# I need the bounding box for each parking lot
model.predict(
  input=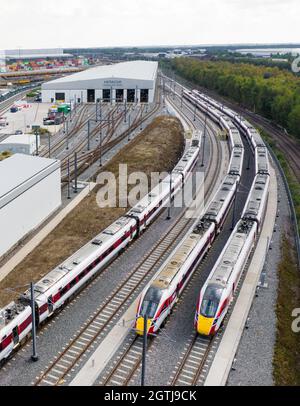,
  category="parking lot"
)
[0,99,63,136]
